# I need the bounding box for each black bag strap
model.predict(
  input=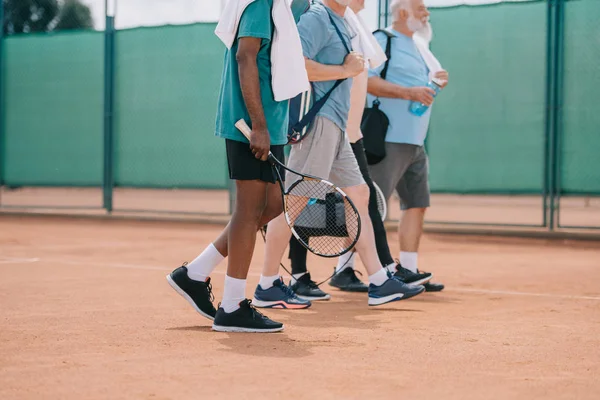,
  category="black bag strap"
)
[370,29,393,106]
[373,29,393,79]
[291,4,350,134]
